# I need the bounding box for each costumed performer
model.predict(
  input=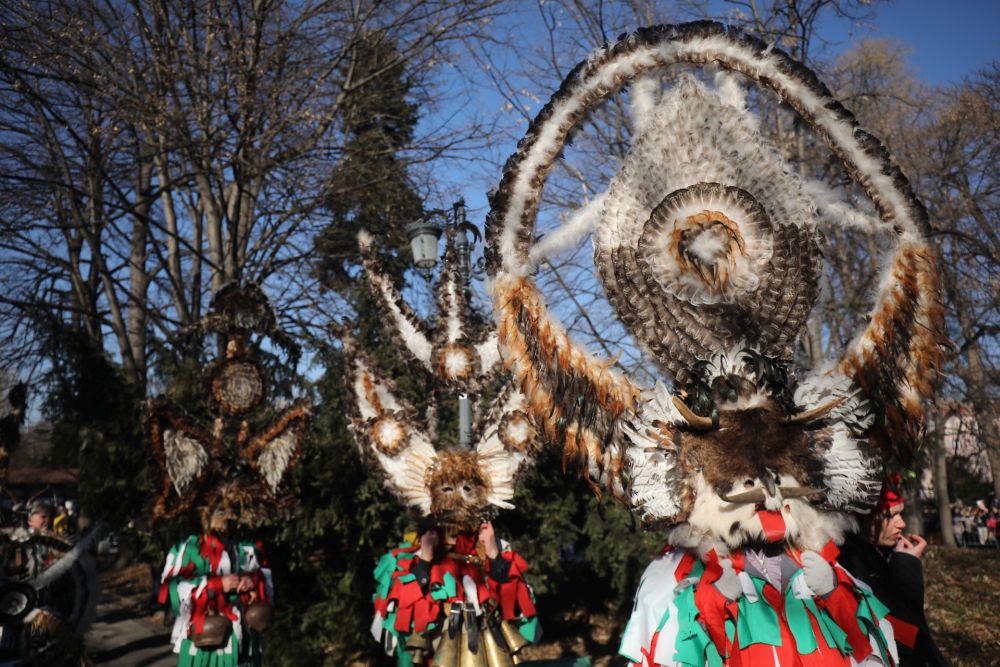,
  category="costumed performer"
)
[485,22,948,667]
[344,229,542,666]
[147,284,310,667]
